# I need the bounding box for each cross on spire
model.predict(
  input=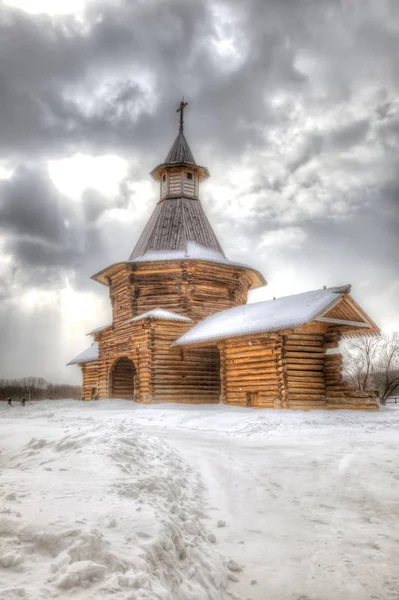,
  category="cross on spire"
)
[176,99,188,133]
